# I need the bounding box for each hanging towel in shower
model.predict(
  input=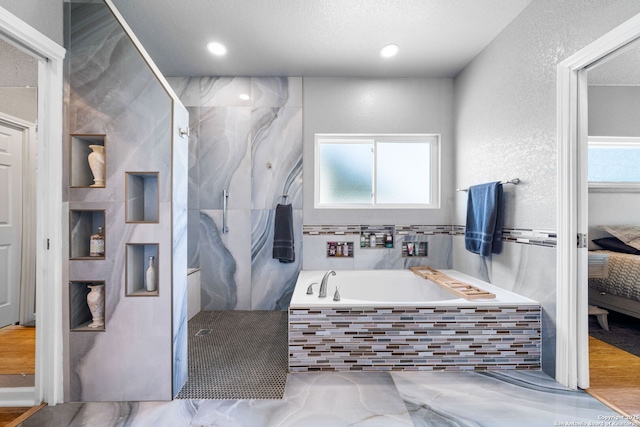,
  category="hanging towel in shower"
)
[273,203,295,263]
[464,181,504,256]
